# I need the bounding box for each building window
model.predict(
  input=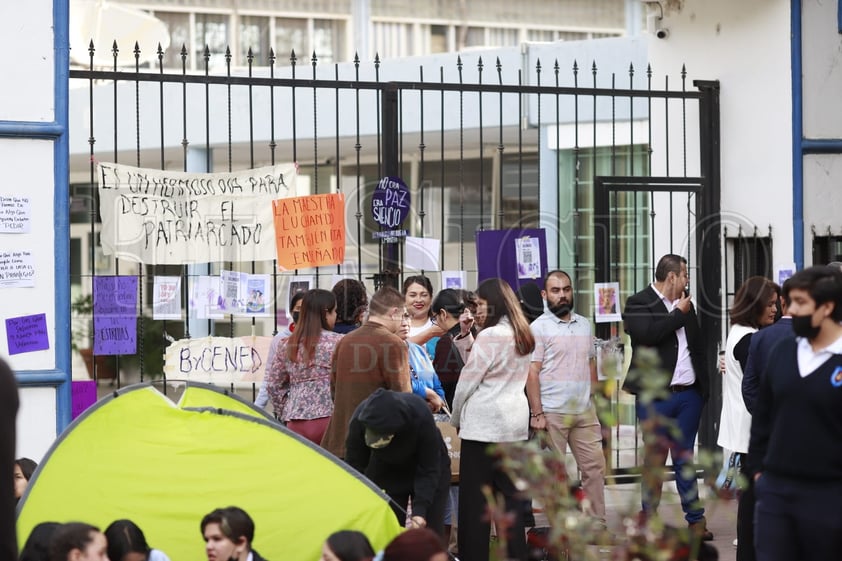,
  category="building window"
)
[156,12,190,69]
[486,27,519,47]
[239,15,270,66]
[313,18,346,64]
[558,145,651,315]
[195,13,229,71]
[276,18,307,62]
[813,235,842,266]
[430,25,448,53]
